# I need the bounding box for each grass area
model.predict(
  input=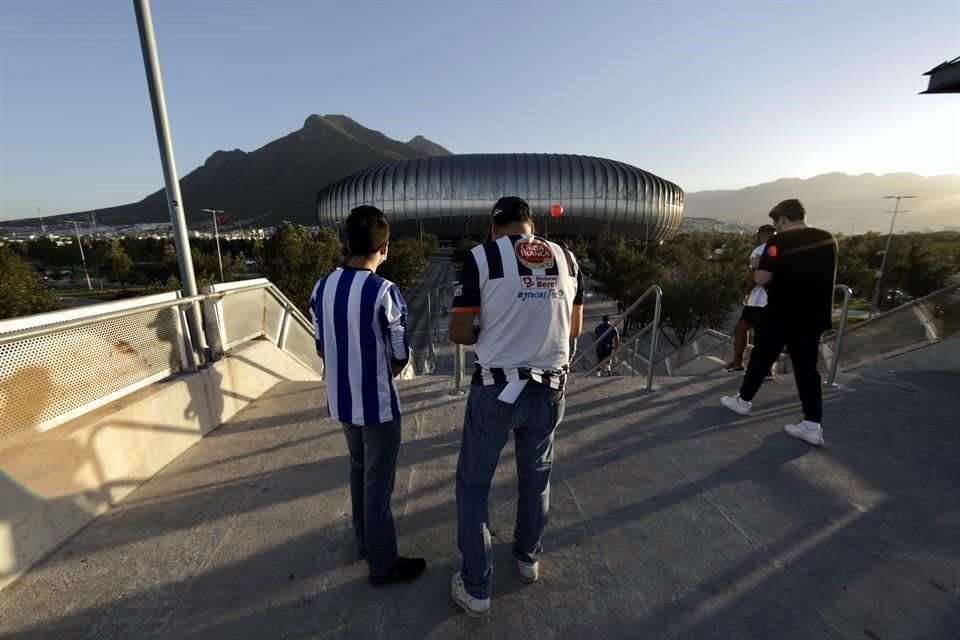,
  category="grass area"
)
[848,297,872,311]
